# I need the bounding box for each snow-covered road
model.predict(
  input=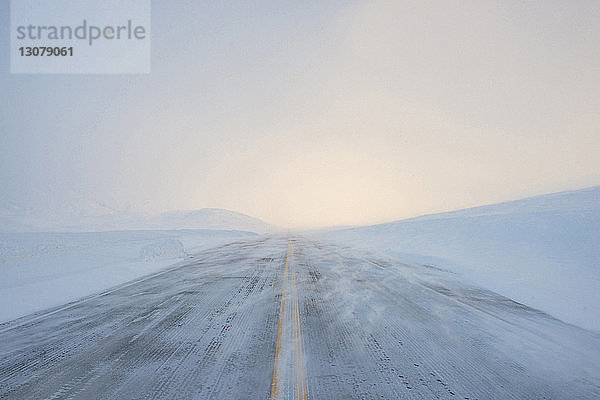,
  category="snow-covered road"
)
[1,236,599,399]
